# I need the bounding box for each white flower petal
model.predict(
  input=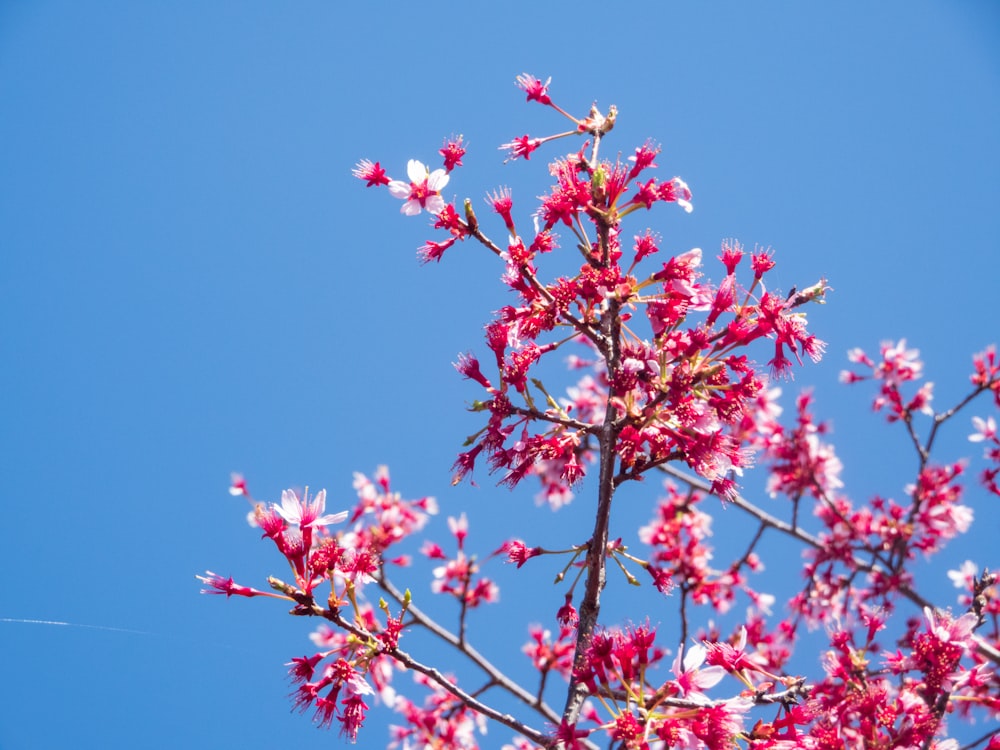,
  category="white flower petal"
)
[387,180,411,199]
[406,159,426,182]
[425,195,446,215]
[693,664,726,690]
[427,169,450,191]
[274,489,302,524]
[312,510,349,527]
[683,643,707,671]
